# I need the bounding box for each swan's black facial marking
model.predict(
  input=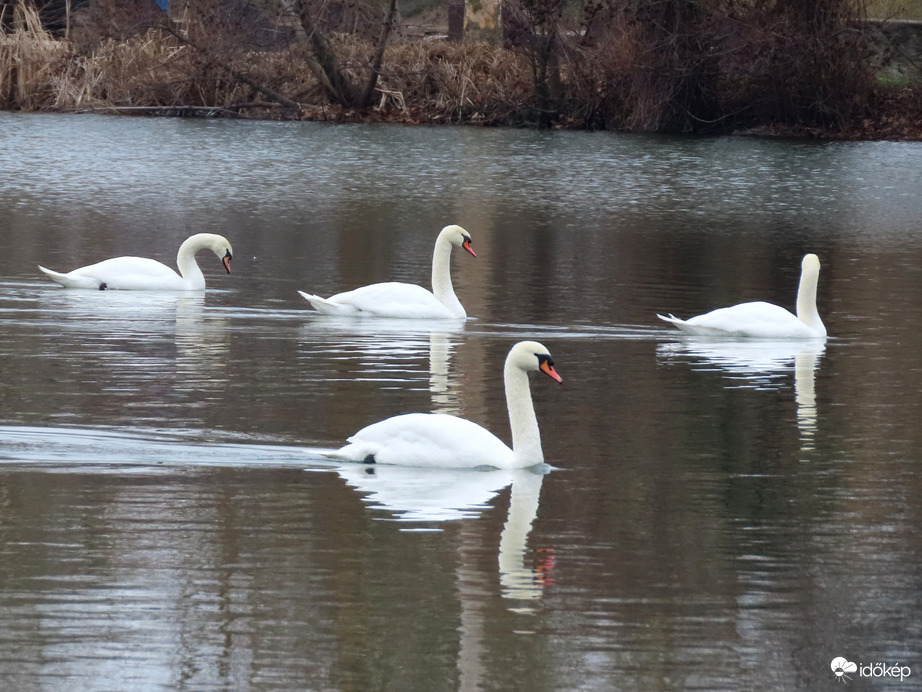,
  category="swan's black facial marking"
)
[536,353,554,367]
[363,454,376,464]
[98,282,108,291]
[222,250,233,274]
[536,352,563,382]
